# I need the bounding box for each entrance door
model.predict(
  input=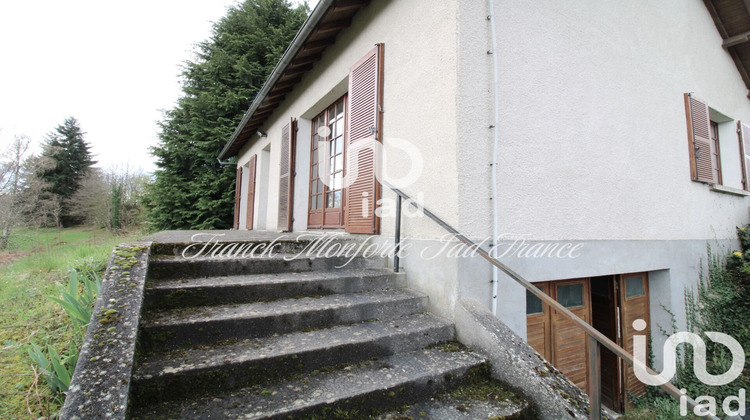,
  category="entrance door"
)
[308,96,346,229]
[526,273,650,412]
[619,273,649,408]
[526,279,592,393]
[550,279,591,393]
[591,276,621,410]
